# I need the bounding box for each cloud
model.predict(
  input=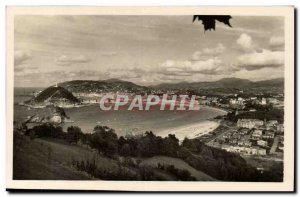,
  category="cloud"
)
[233,67,284,81]
[15,69,107,87]
[68,70,106,79]
[191,51,202,61]
[269,36,284,50]
[14,65,37,73]
[14,50,38,75]
[236,49,284,70]
[154,43,228,77]
[202,43,226,56]
[100,51,118,56]
[191,43,225,61]
[56,55,89,66]
[158,58,223,76]
[107,67,147,79]
[236,33,253,50]
[14,50,31,66]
